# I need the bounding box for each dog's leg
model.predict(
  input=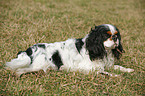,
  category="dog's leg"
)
[114,65,134,72]
[16,67,42,76]
[16,67,45,77]
[97,71,119,77]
